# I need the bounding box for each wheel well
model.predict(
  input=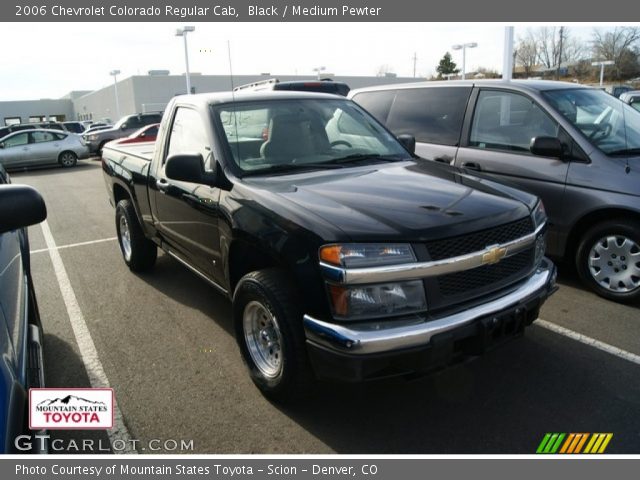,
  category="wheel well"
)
[58,150,76,160]
[113,183,130,205]
[228,241,280,293]
[566,208,640,259]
